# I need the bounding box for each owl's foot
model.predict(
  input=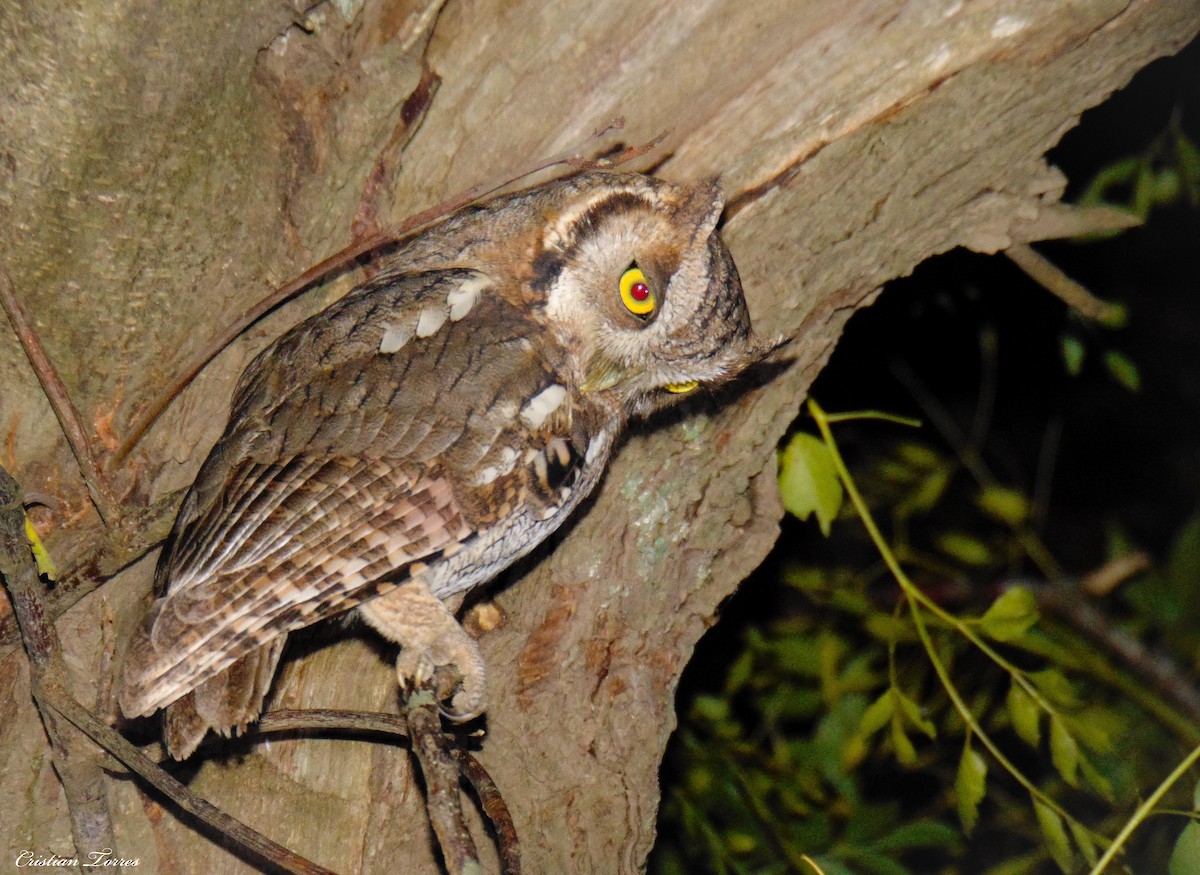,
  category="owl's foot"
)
[359,580,487,721]
[395,625,487,721]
